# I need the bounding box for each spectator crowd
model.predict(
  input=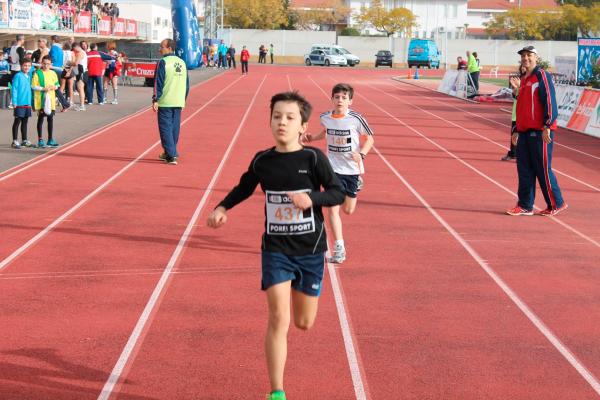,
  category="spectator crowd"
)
[3,34,126,149]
